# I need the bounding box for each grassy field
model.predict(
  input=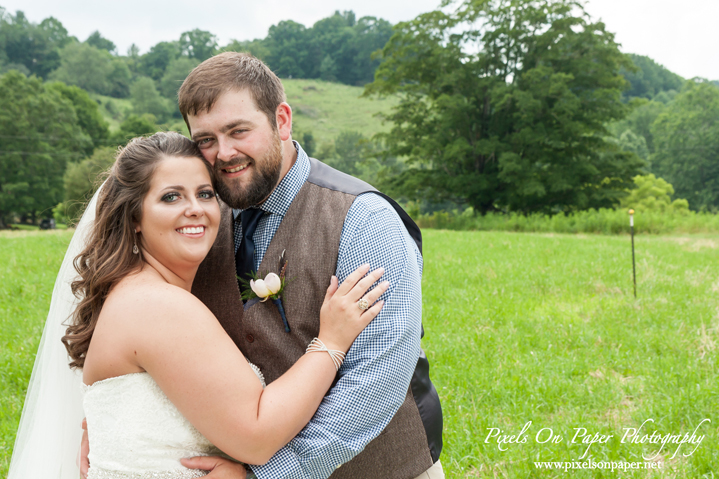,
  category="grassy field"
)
[1,229,717,477]
[0,230,75,474]
[414,208,719,235]
[422,230,718,477]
